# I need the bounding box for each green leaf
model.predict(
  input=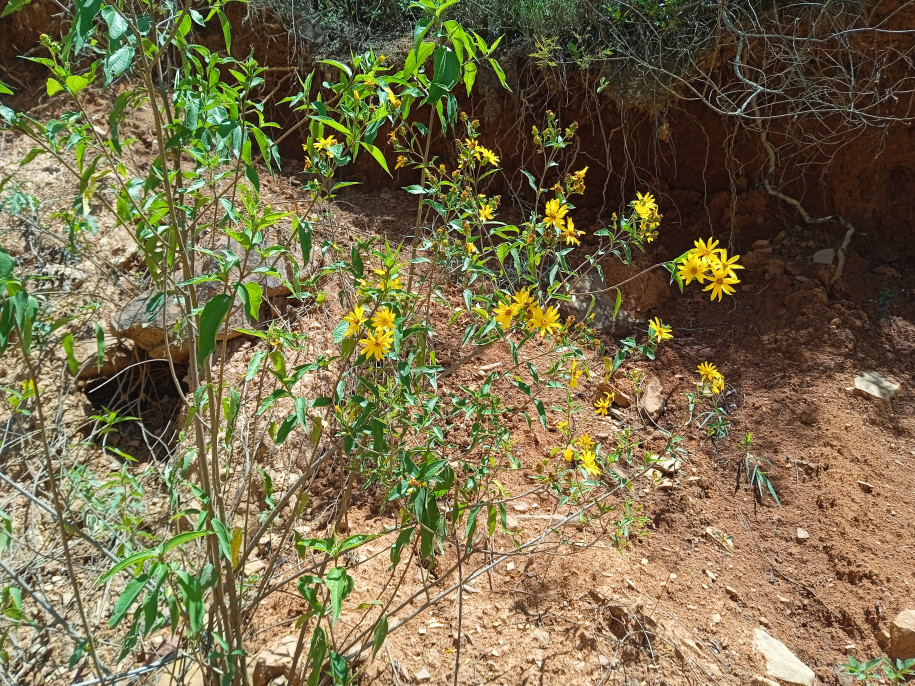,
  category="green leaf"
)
[175,572,204,635]
[325,566,354,622]
[109,576,146,628]
[104,45,134,86]
[306,628,327,686]
[46,78,64,97]
[1,0,32,17]
[360,142,391,176]
[533,399,547,428]
[161,530,210,554]
[98,550,158,584]
[236,281,263,323]
[61,333,78,375]
[0,248,14,280]
[297,220,313,265]
[94,322,105,371]
[69,0,103,54]
[428,46,460,103]
[613,289,622,320]
[488,57,511,91]
[101,5,128,40]
[212,519,232,562]
[372,614,389,657]
[464,62,478,96]
[197,294,233,366]
[65,74,90,94]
